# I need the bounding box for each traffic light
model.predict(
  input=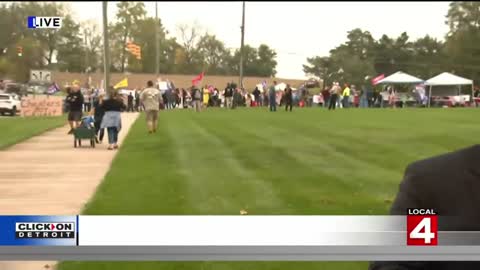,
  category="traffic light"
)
[126,42,141,60]
[135,46,141,60]
[16,46,23,57]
